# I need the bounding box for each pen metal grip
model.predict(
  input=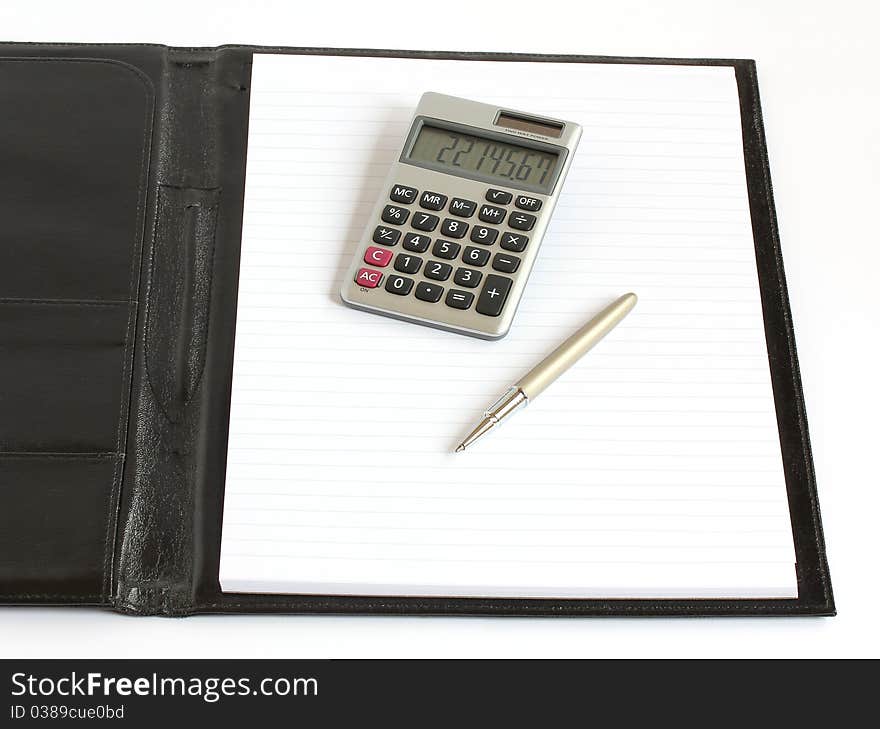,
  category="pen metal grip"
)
[517,293,637,399]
